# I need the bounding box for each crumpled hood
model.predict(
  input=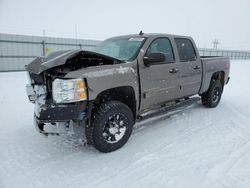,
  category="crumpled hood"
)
[25,50,122,74]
